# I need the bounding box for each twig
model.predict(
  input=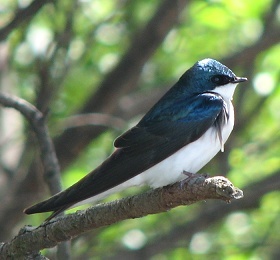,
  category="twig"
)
[0,0,52,41]
[0,92,61,194]
[35,0,76,114]
[62,113,126,131]
[0,175,242,258]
